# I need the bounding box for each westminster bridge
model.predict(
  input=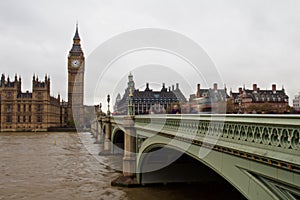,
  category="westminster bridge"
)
[90,113,300,200]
